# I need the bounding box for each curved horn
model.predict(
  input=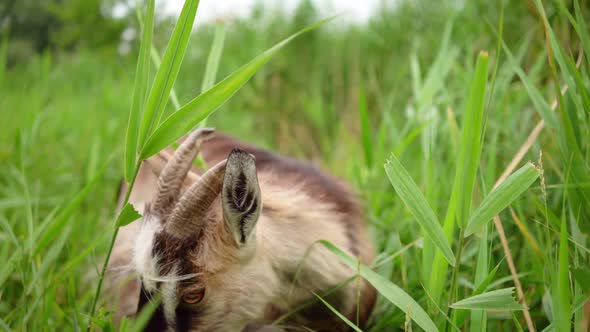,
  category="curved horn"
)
[151,128,215,217]
[145,149,199,189]
[164,158,227,238]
